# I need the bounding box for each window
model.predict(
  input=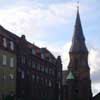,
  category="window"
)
[41,65,44,72]
[36,76,39,82]
[9,74,14,80]
[21,71,24,79]
[74,59,78,70]
[10,41,14,50]
[2,72,6,80]
[37,64,40,70]
[32,62,35,68]
[32,74,35,80]
[49,69,53,75]
[3,38,7,48]
[41,54,45,59]
[22,56,26,64]
[49,80,52,87]
[58,72,61,78]
[59,95,60,100]
[52,70,54,76]
[10,57,14,68]
[32,48,35,55]
[45,68,48,73]
[45,79,47,85]
[59,83,61,89]
[2,55,7,65]
[18,68,21,72]
[82,60,86,66]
